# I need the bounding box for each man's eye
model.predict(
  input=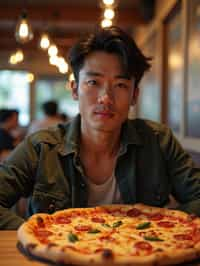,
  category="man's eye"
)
[87,80,97,86]
[116,83,128,89]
